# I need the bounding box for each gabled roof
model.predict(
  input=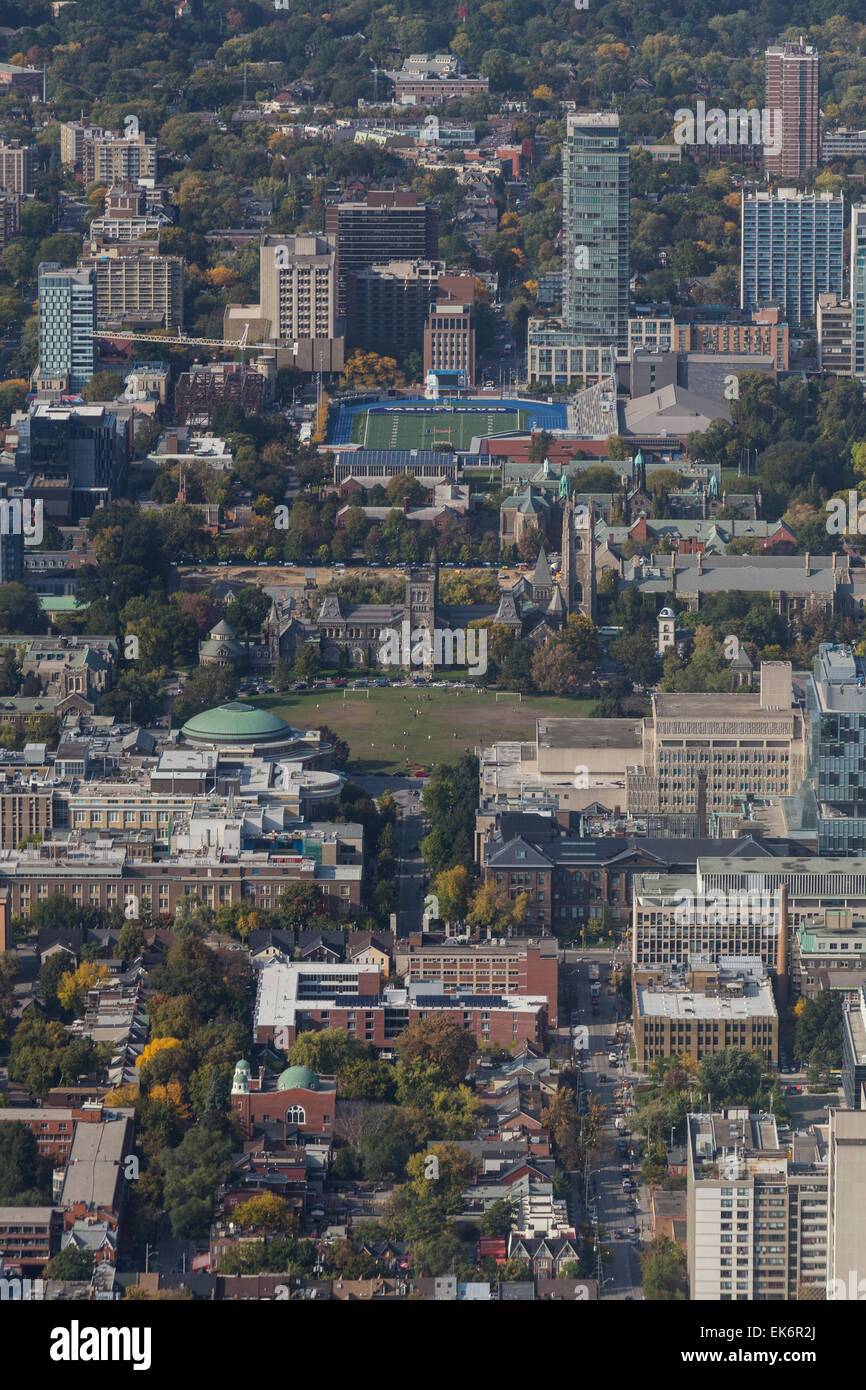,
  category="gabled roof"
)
[493,591,521,626]
[485,835,555,869]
